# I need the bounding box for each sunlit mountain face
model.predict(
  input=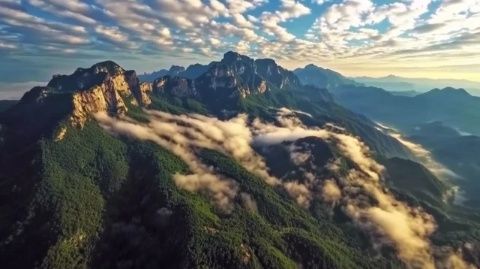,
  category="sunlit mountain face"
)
[1,0,480,99]
[1,1,480,269]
